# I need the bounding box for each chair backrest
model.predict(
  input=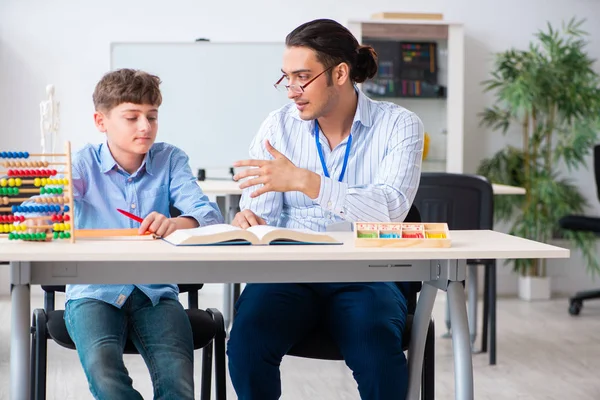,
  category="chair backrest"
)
[413,173,494,231]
